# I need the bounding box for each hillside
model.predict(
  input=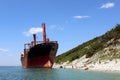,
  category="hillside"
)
[55,24,120,64]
